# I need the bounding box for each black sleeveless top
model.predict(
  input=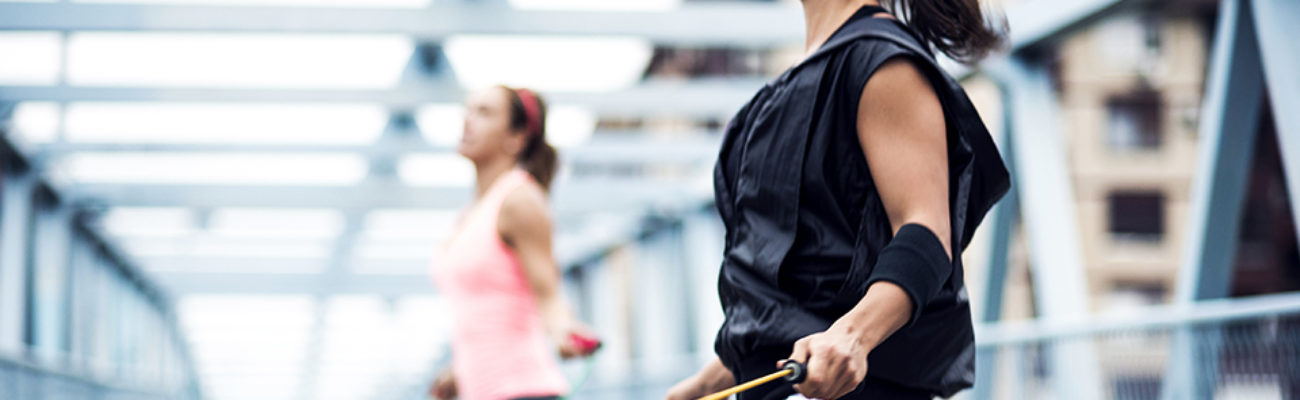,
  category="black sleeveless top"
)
[712,8,1010,398]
